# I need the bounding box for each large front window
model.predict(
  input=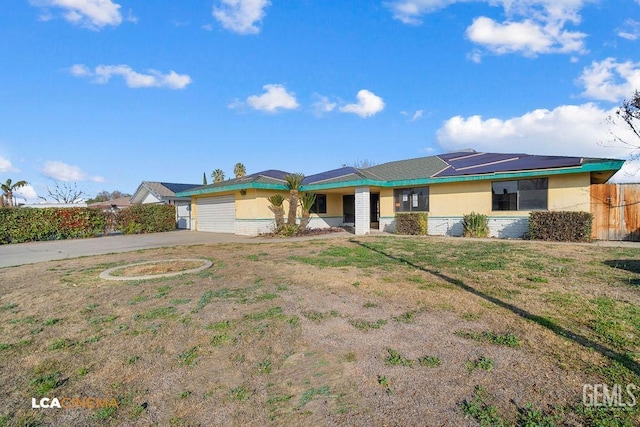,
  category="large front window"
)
[310,194,327,214]
[492,178,548,211]
[394,187,429,212]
